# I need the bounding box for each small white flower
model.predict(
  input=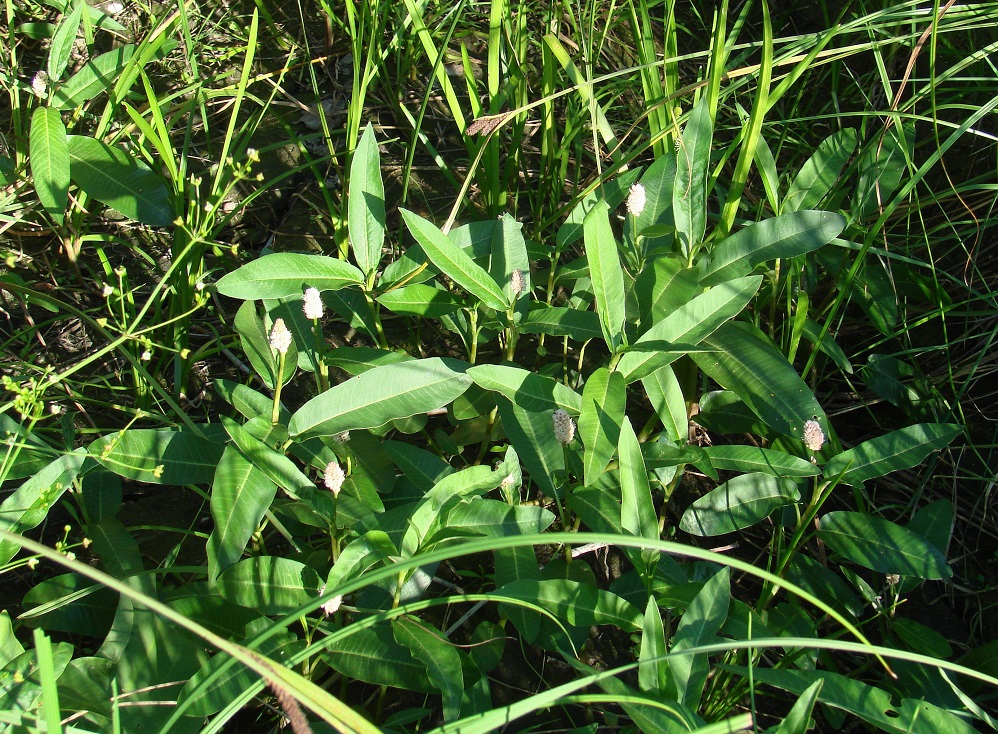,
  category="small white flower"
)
[203,201,213,213]
[26,558,38,570]
[886,573,901,586]
[269,318,293,355]
[104,1,124,14]
[626,183,646,216]
[552,409,575,445]
[101,284,114,298]
[303,287,324,320]
[323,461,345,495]
[195,280,205,291]
[31,71,48,99]
[246,147,260,163]
[802,419,825,453]
[140,350,152,361]
[321,594,342,616]
[510,269,525,298]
